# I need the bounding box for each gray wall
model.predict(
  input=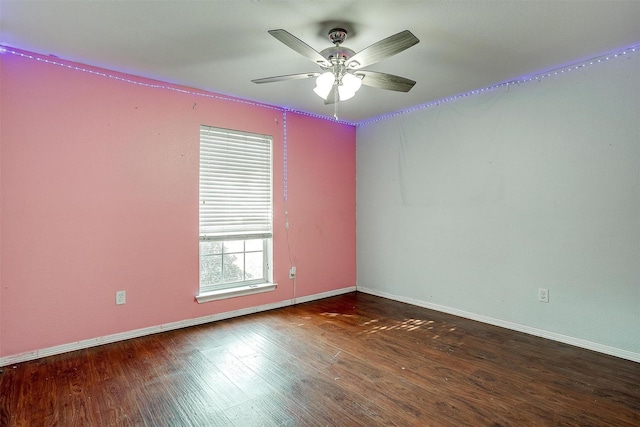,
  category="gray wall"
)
[356,52,639,361]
